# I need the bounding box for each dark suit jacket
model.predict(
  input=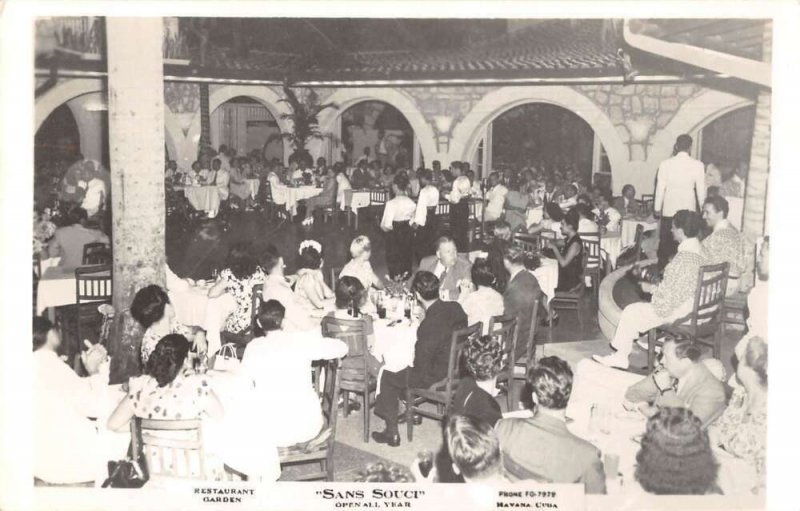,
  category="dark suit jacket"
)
[612,196,642,217]
[503,270,542,360]
[496,414,606,494]
[416,255,473,300]
[350,168,369,189]
[451,377,502,427]
[625,363,727,426]
[411,300,467,389]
